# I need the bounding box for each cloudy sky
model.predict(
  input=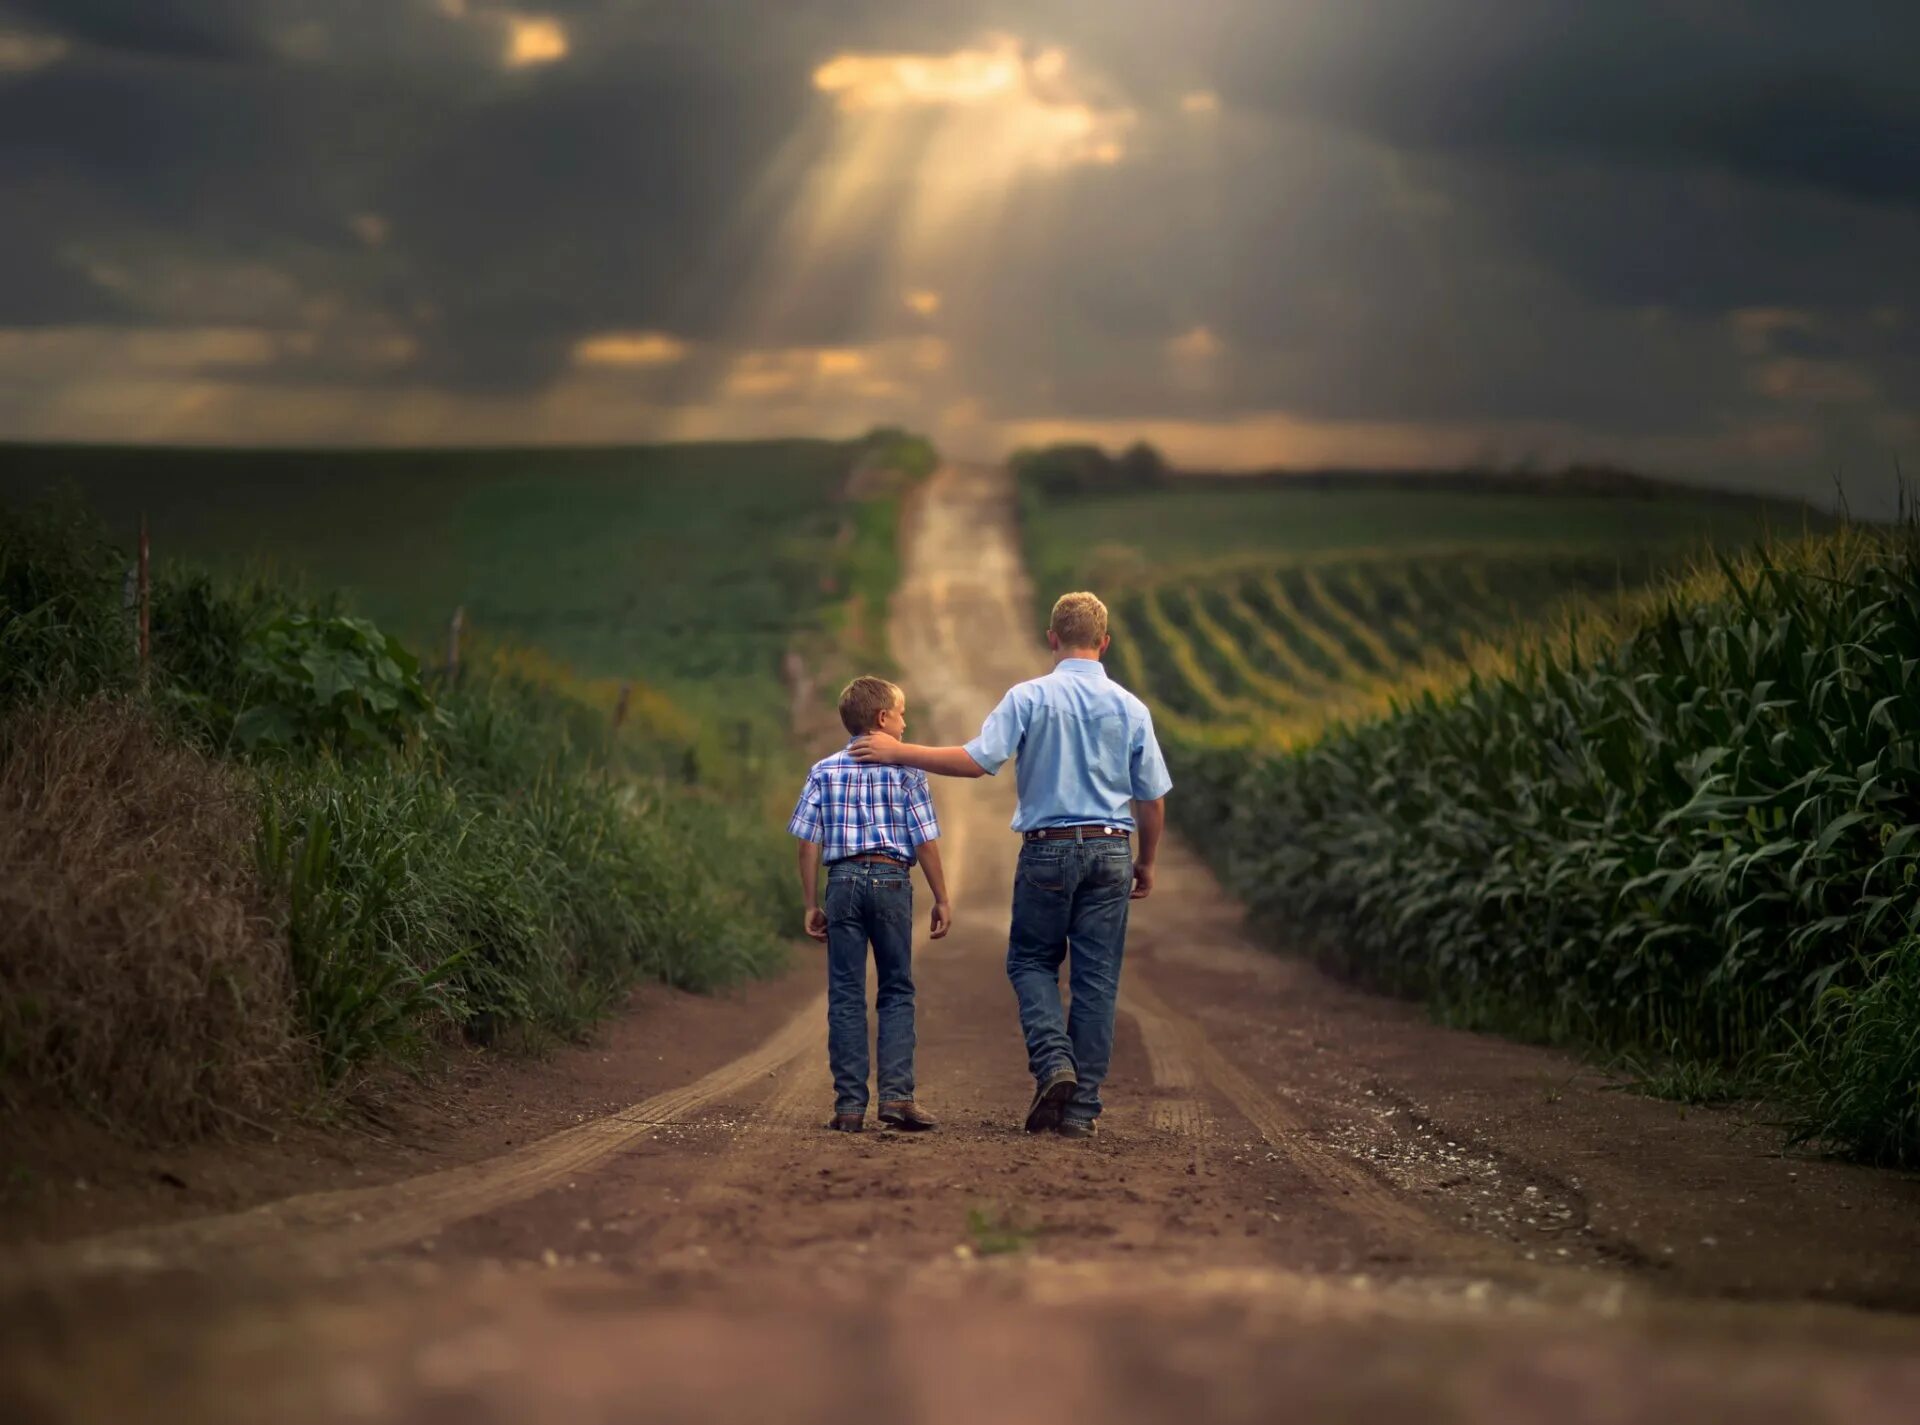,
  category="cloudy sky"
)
[1,1,1914,502]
